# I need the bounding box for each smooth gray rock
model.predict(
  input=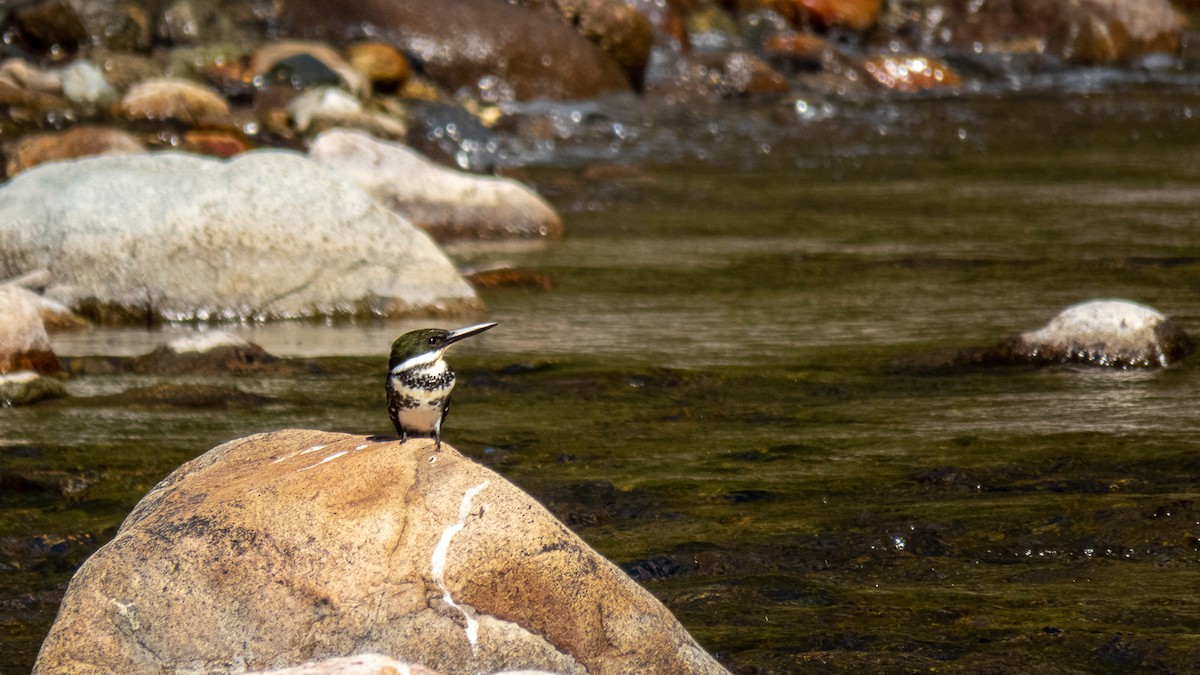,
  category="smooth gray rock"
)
[309,129,562,241]
[0,151,480,323]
